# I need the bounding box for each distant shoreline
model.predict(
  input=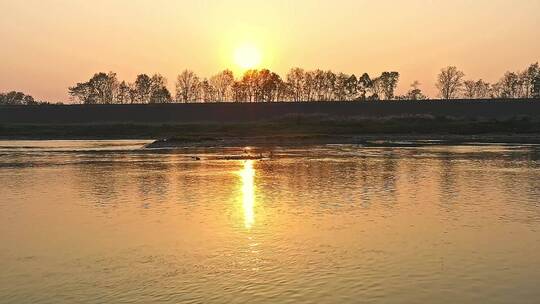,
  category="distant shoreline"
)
[144,134,540,149]
[2,133,540,147]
